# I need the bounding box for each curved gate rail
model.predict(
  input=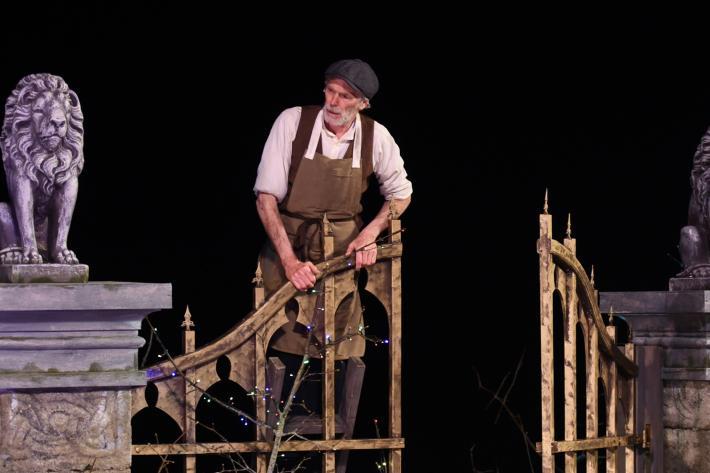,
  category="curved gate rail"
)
[536,205,650,472]
[130,217,404,473]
